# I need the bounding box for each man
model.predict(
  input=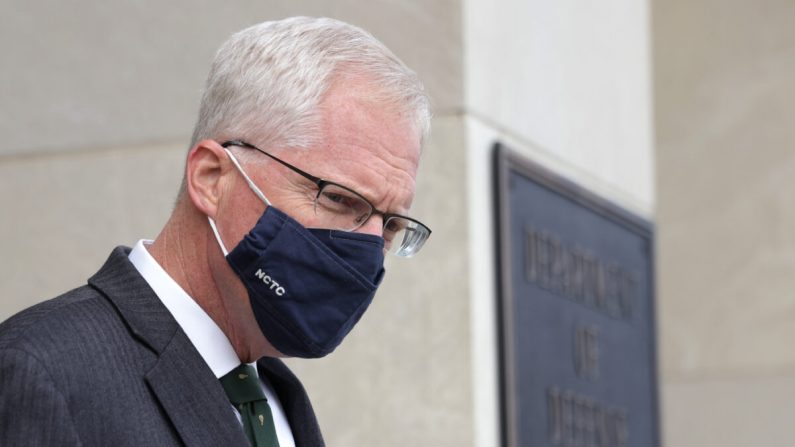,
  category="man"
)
[0,17,431,447]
